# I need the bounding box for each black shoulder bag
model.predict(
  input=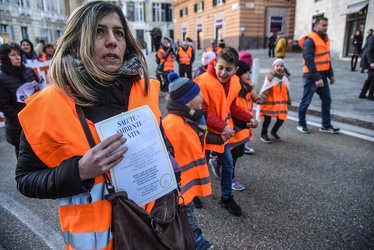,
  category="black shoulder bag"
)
[76,104,195,250]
